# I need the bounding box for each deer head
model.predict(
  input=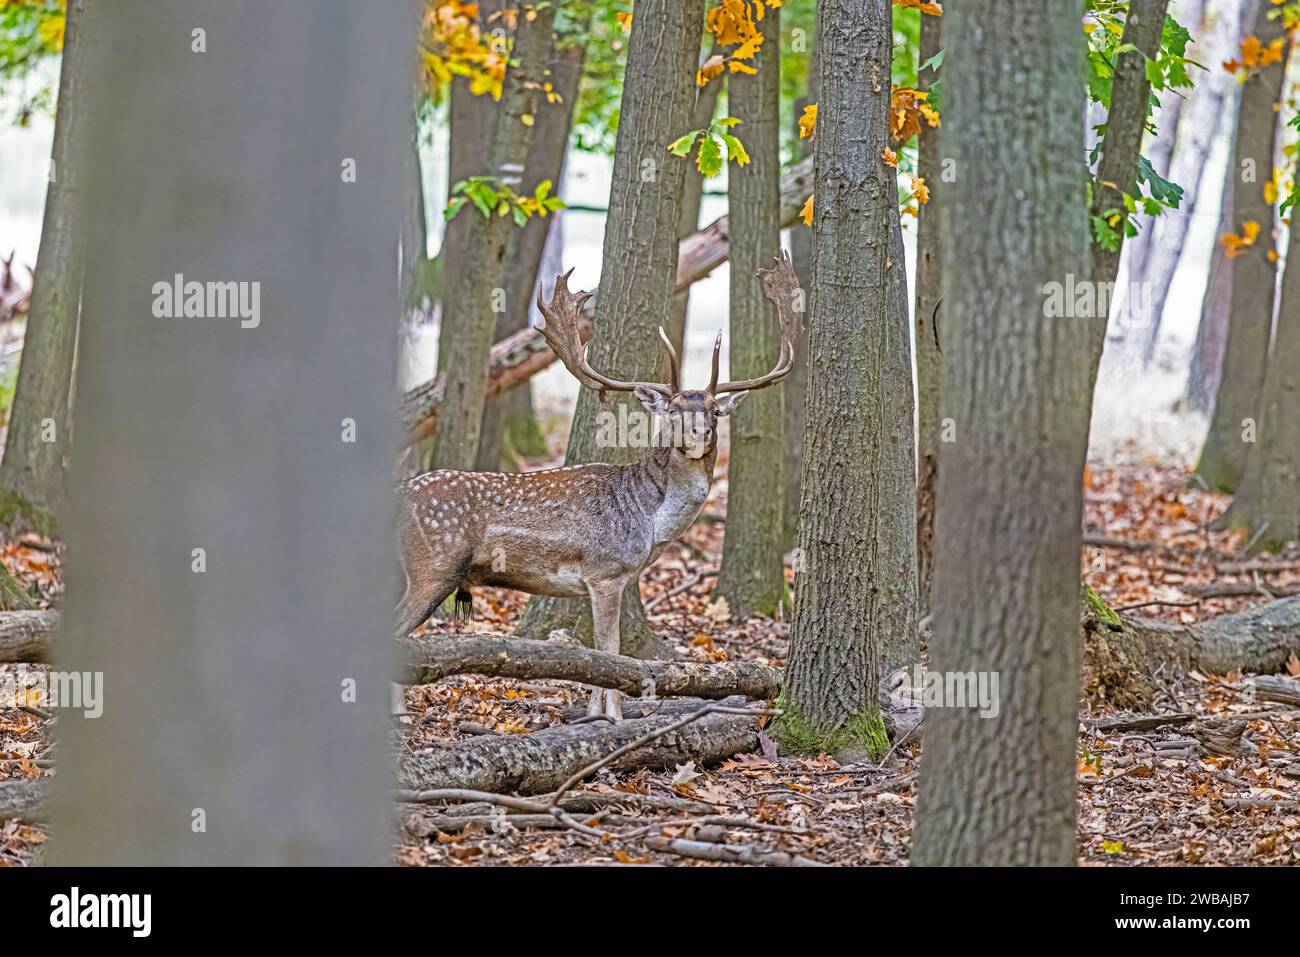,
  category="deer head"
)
[536,252,802,459]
